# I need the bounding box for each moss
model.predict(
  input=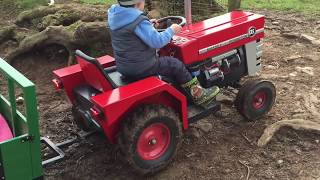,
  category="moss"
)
[0,26,16,43]
[66,20,84,32]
